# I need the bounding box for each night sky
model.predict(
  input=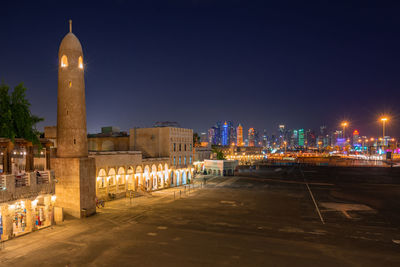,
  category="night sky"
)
[1,1,400,137]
